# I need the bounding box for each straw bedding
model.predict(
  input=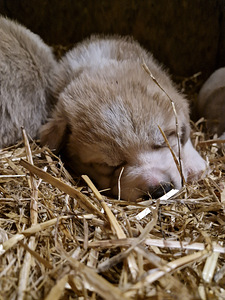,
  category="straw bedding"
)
[1,74,225,300]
